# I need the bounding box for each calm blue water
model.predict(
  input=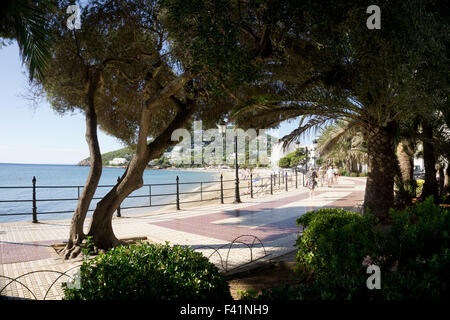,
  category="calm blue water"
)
[0,163,218,223]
